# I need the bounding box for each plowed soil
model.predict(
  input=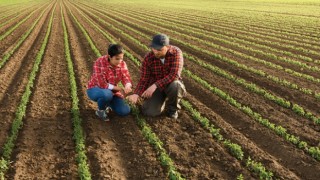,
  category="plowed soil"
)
[0,0,319,179]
